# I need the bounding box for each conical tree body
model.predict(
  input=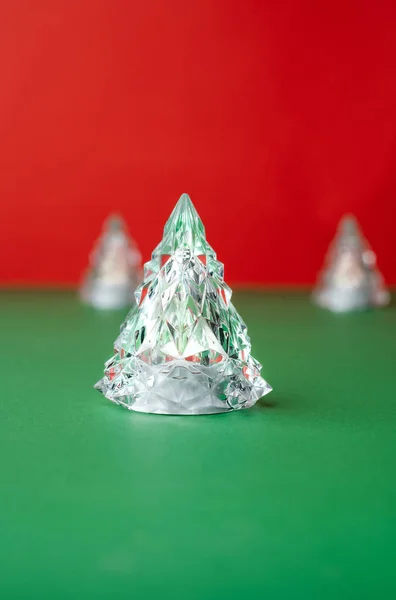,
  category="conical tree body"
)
[95,194,272,414]
[80,215,141,309]
[313,215,390,312]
